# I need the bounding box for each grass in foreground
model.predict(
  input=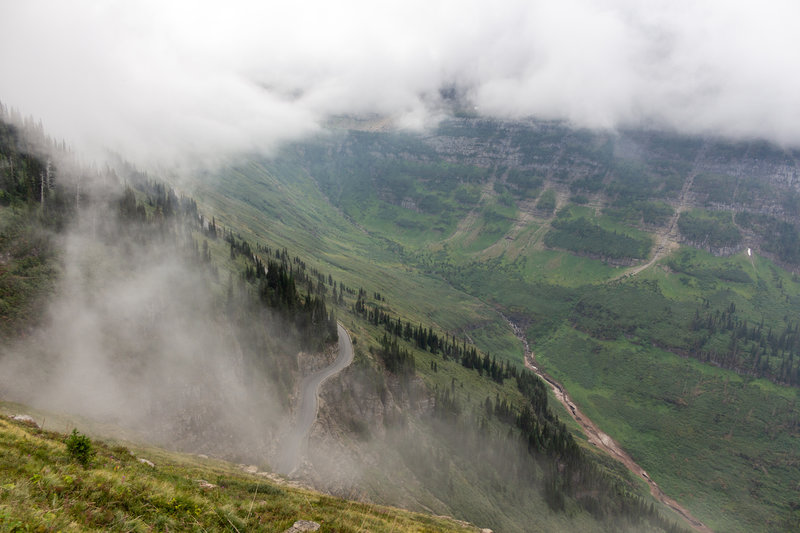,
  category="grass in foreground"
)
[0,416,479,532]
